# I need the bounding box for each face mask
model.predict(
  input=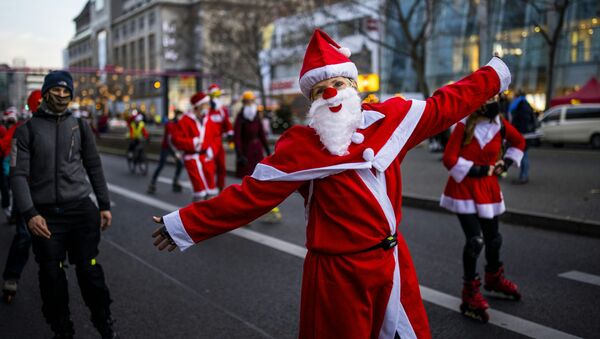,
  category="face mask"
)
[201,108,209,116]
[45,92,71,113]
[481,102,499,119]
